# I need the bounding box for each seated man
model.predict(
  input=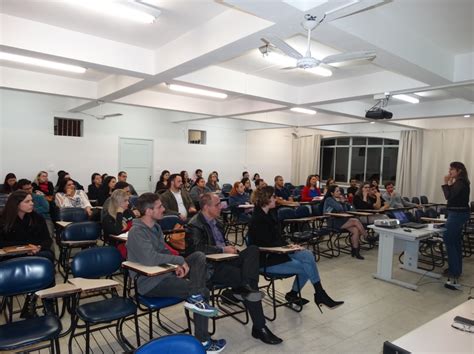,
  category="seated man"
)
[186,193,282,345]
[118,171,138,196]
[274,176,294,206]
[346,178,359,204]
[160,173,196,221]
[382,181,419,209]
[126,193,226,352]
